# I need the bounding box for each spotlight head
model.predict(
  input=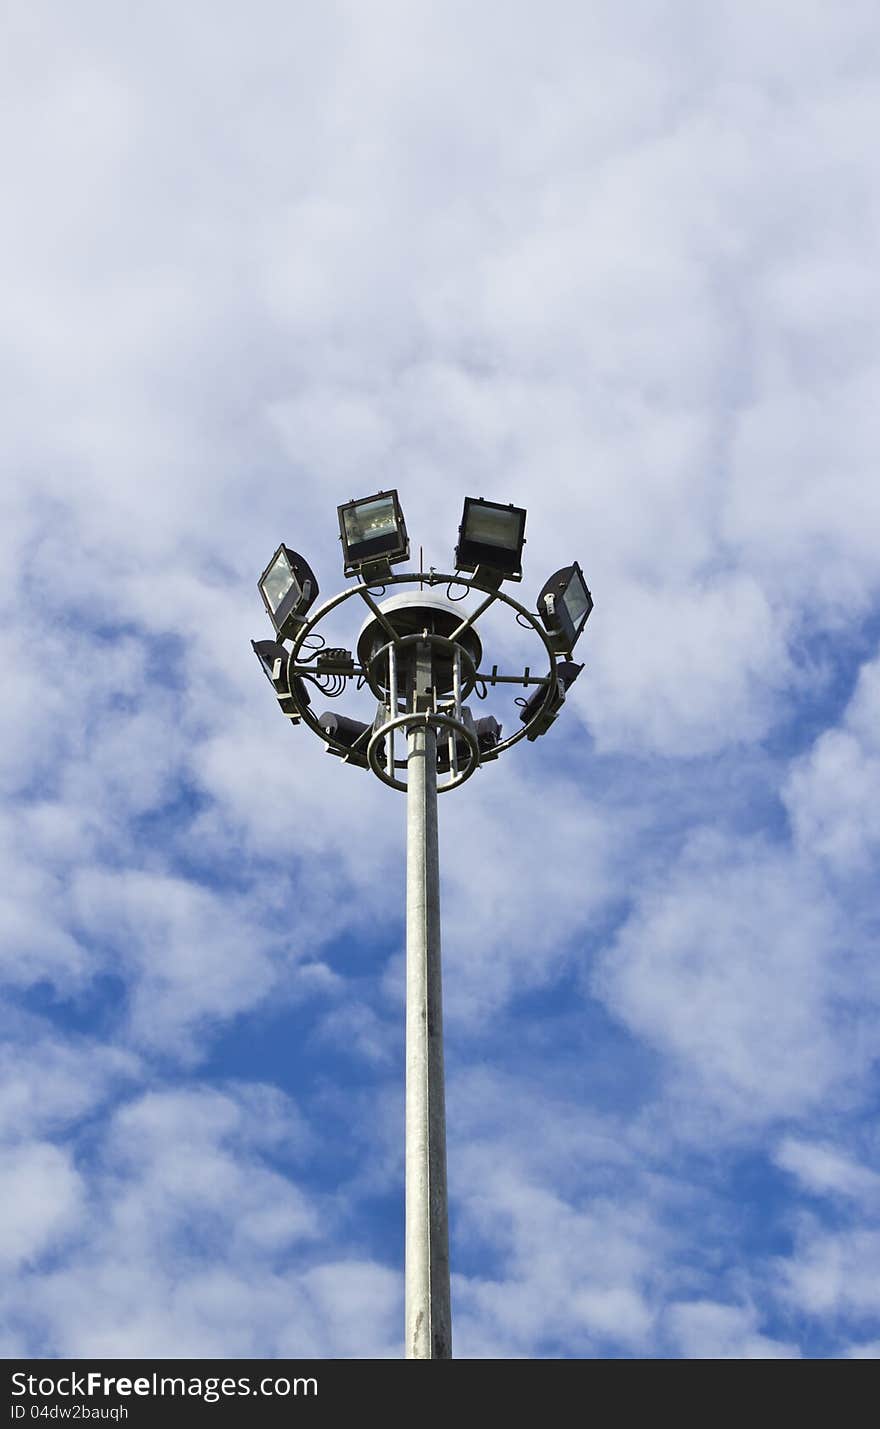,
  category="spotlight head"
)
[318,711,385,770]
[474,714,503,754]
[337,490,409,580]
[435,710,503,773]
[454,497,527,589]
[252,639,311,722]
[556,660,585,691]
[258,546,319,640]
[538,562,593,653]
[519,660,583,740]
[319,712,370,767]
